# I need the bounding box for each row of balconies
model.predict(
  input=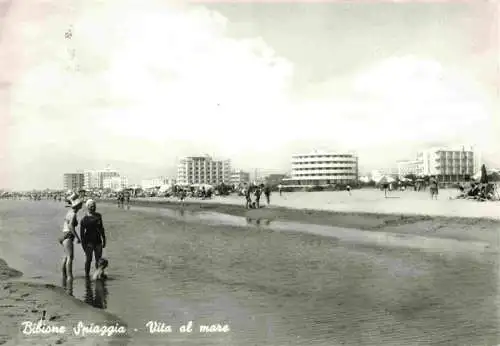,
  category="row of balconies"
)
[292,160,357,164]
[292,167,355,171]
[292,173,357,177]
[293,155,355,159]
